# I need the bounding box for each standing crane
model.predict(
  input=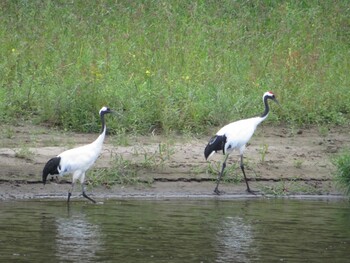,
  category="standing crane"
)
[204,91,279,195]
[42,106,113,203]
